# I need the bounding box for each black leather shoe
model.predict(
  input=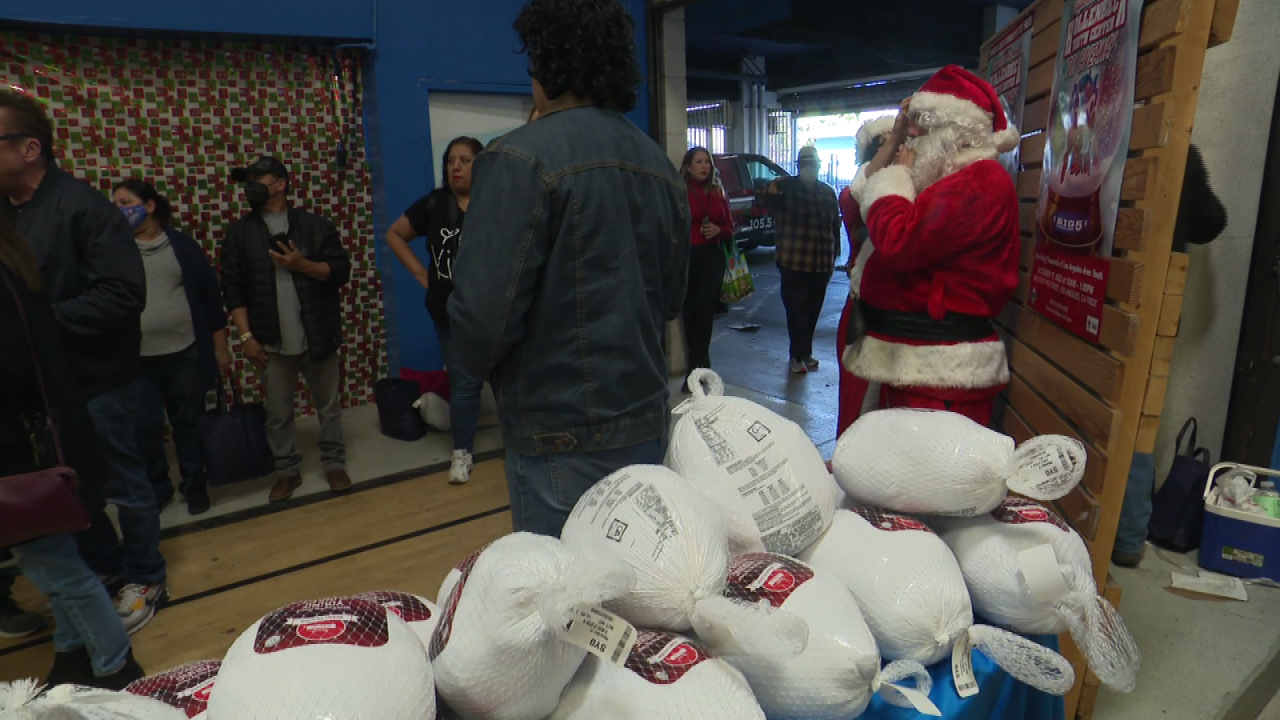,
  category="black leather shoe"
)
[186,482,211,516]
[96,650,145,691]
[44,646,94,688]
